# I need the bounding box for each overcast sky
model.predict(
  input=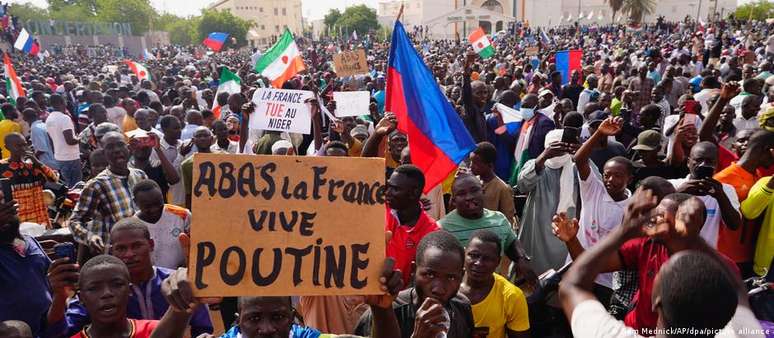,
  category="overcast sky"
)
[7,0,379,20]
[5,0,764,20]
